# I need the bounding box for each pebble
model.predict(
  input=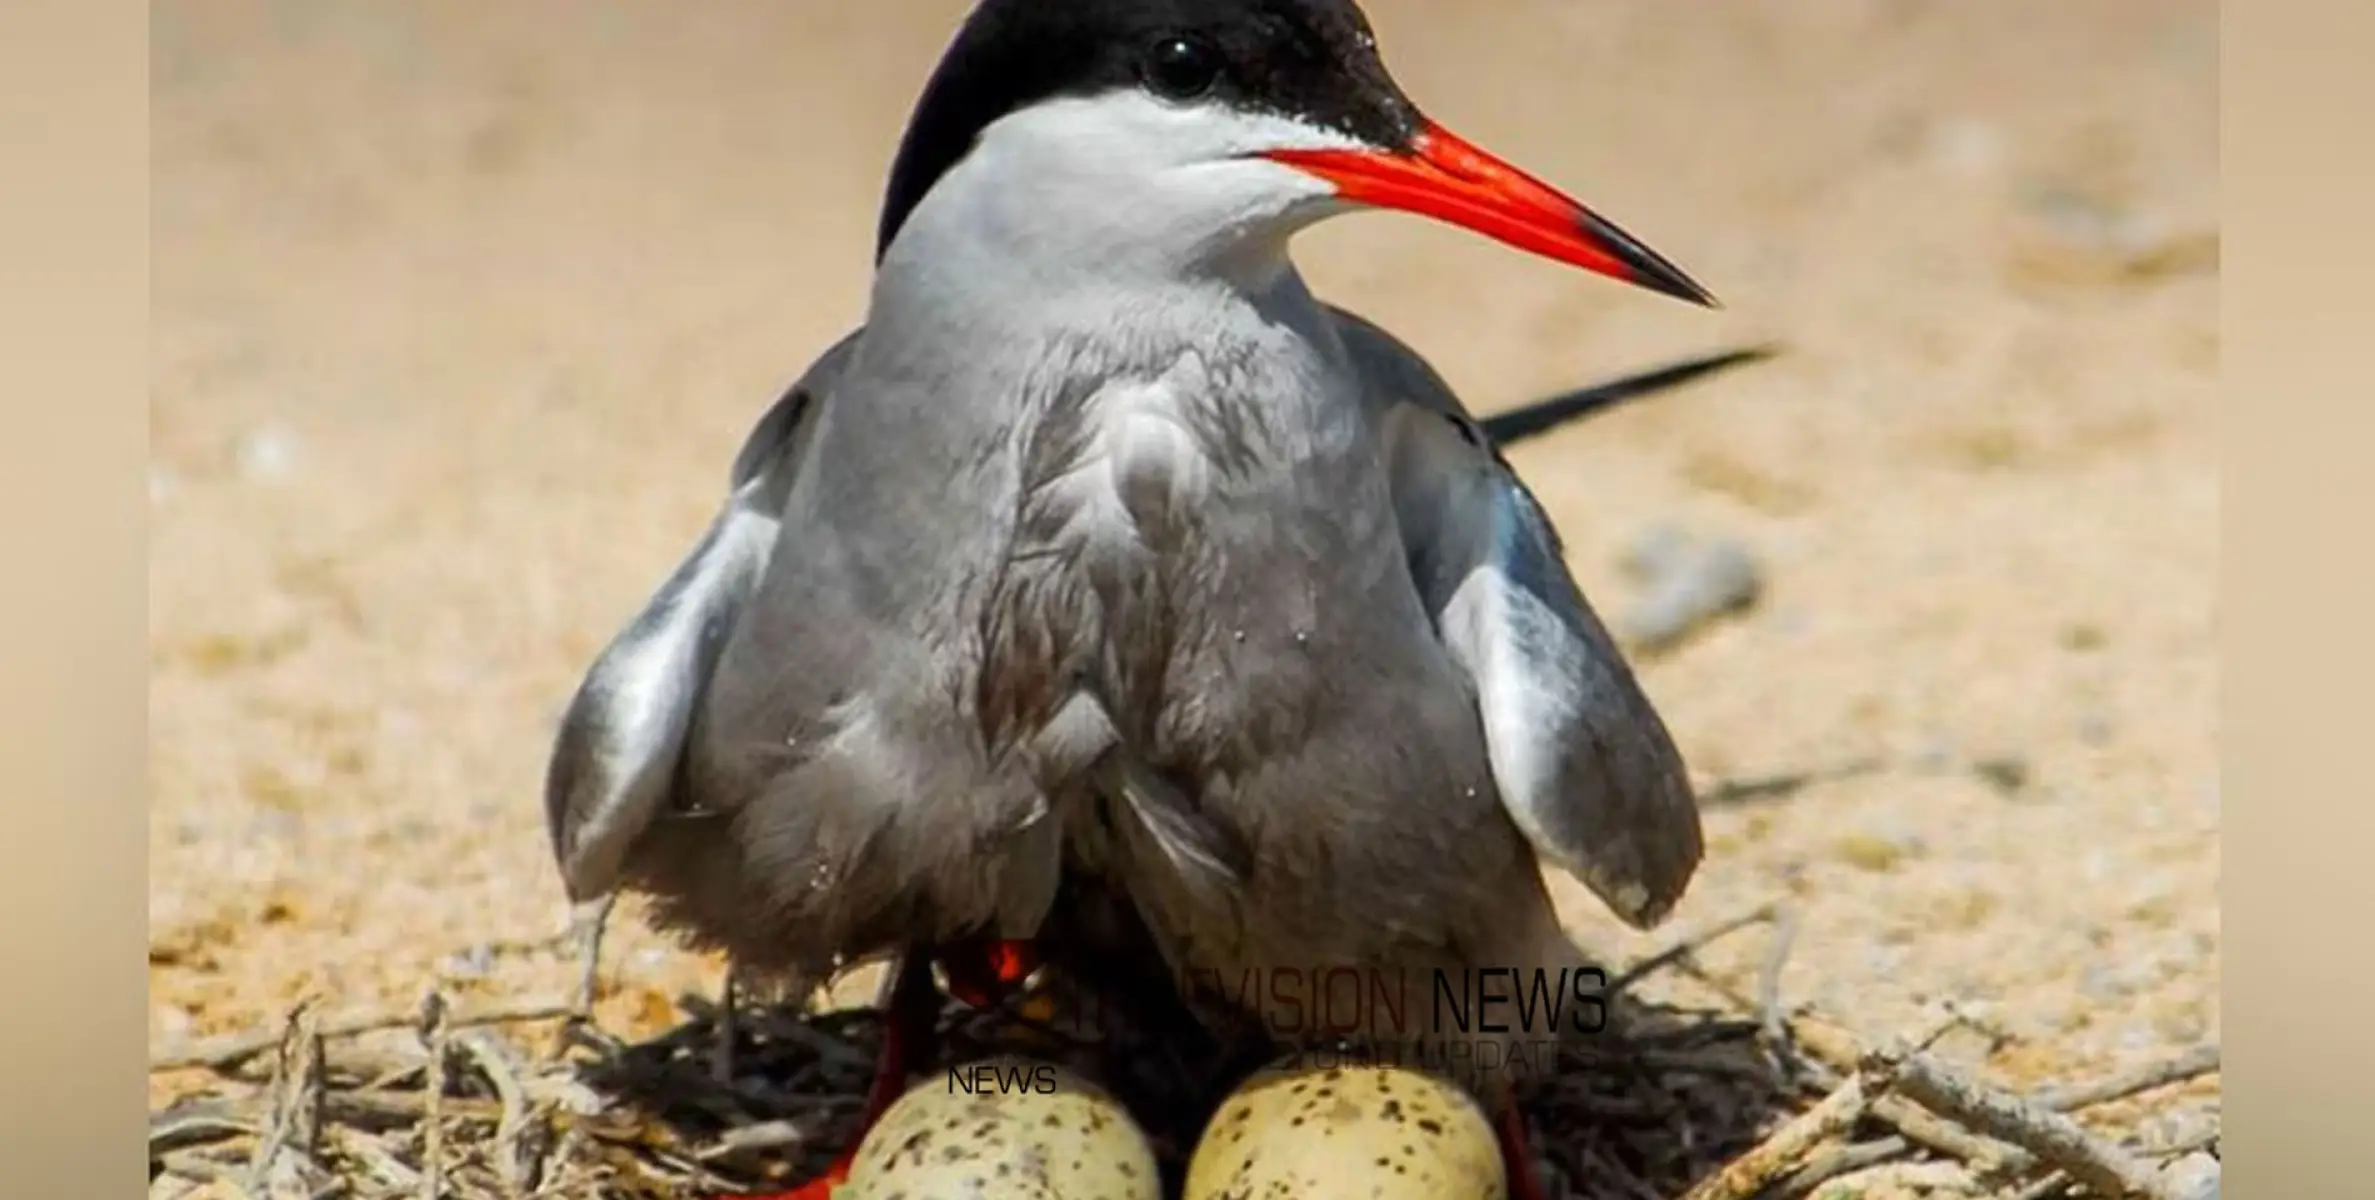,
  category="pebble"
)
[2145,1106,2220,1152]
[1928,117,2006,178]
[233,423,302,482]
[1617,530,1765,653]
[149,466,179,505]
[2078,960,2133,1001]
[440,942,496,980]
[2013,186,2219,286]
[155,1005,195,1042]
[1910,734,1959,774]
[2160,1150,2220,1200]
[2077,712,2116,745]
[1618,522,1694,581]
[1970,755,2031,796]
